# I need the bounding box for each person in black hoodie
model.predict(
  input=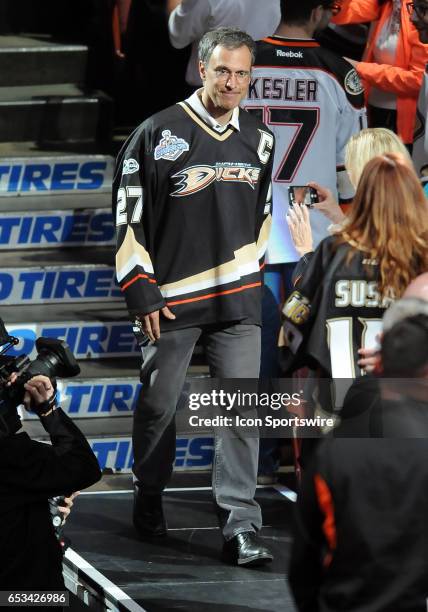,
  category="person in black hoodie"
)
[288,298,428,612]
